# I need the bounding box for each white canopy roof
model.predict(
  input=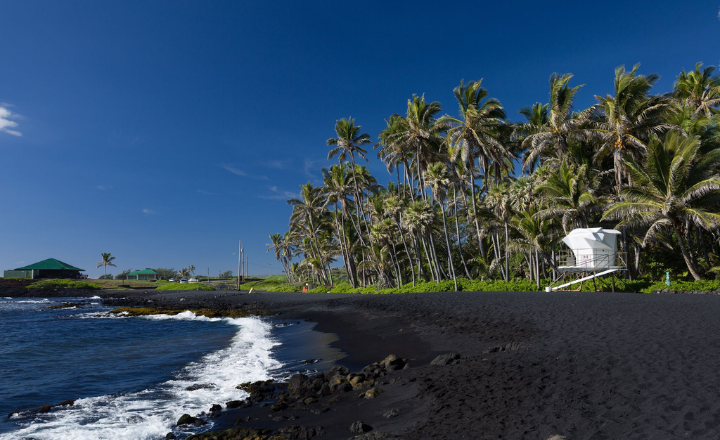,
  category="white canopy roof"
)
[562,227,621,251]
